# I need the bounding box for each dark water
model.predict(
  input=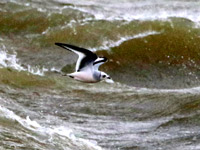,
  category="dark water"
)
[1,0,200,150]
